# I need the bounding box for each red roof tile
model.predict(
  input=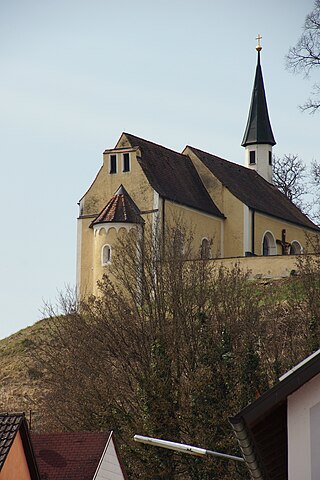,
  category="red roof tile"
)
[31,431,109,480]
[92,185,144,226]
